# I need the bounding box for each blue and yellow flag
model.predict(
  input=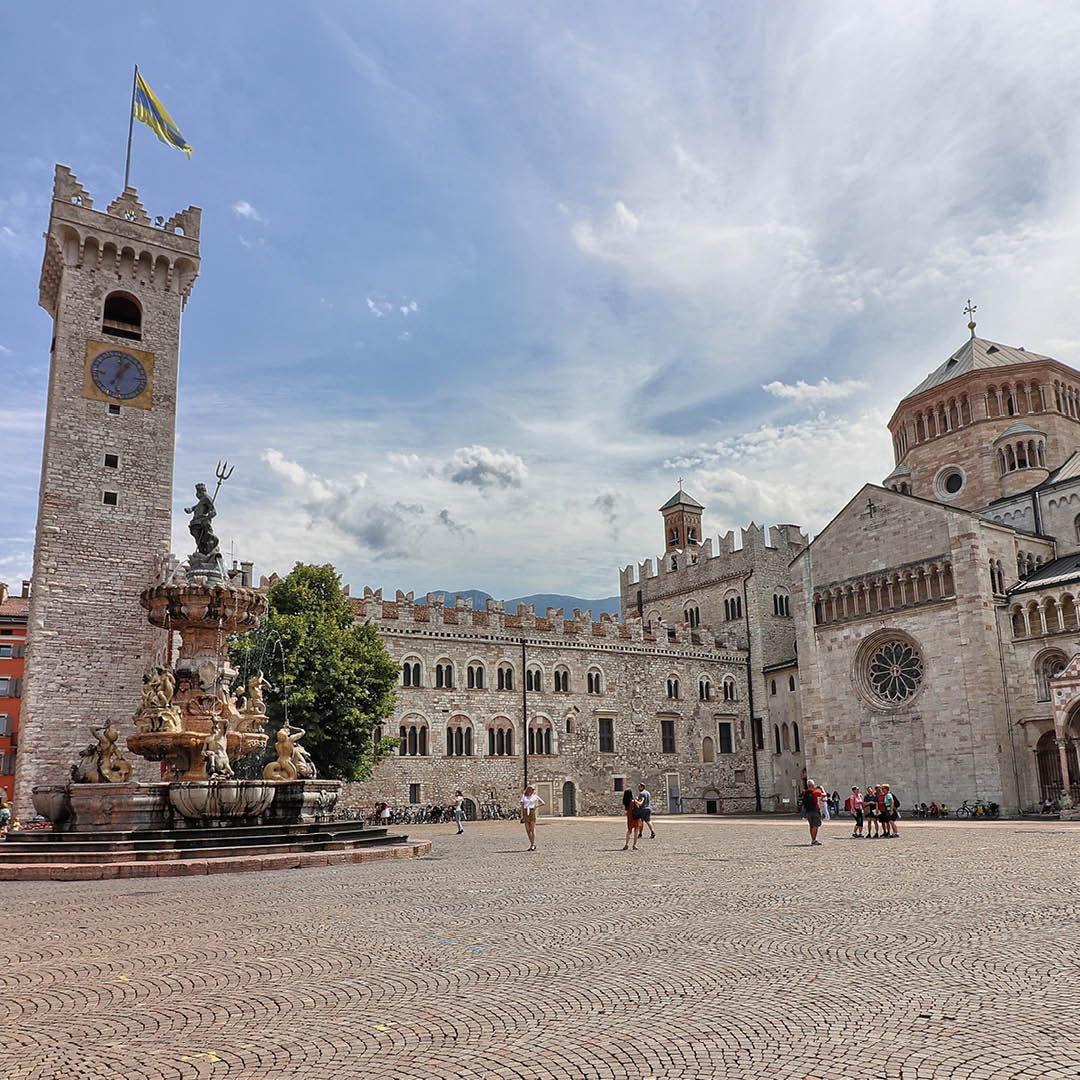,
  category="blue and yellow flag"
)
[133,71,192,157]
